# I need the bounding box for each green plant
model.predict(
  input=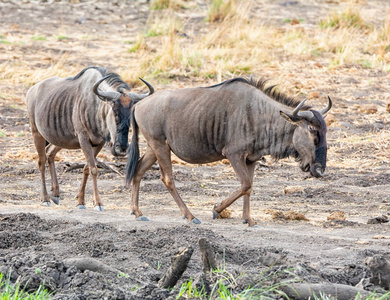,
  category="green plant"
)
[0,272,51,299]
[117,272,130,279]
[177,278,206,299]
[35,268,42,275]
[57,35,68,41]
[31,36,46,41]
[0,130,6,138]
